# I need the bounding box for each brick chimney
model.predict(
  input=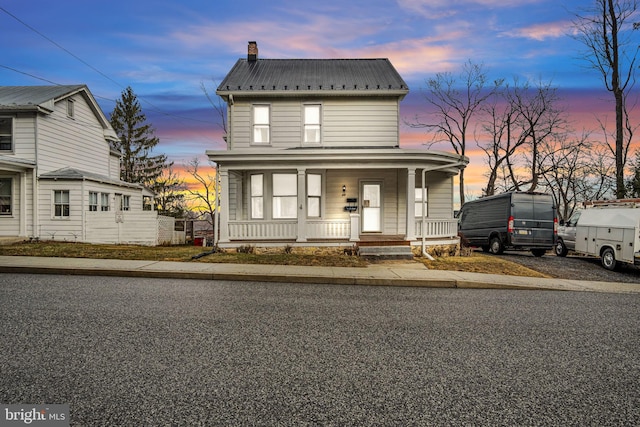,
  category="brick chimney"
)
[248,41,258,61]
